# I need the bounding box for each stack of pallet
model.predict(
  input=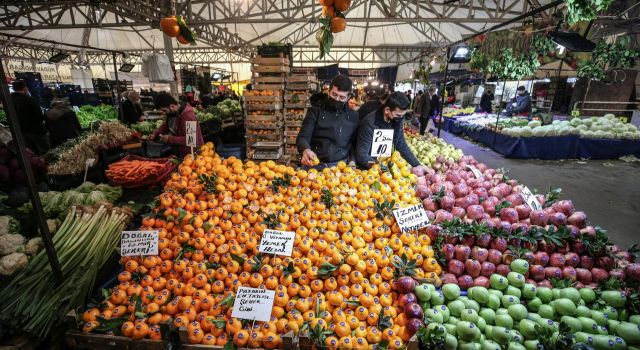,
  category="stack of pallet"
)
[244,54,290,160]
[283,69,319,164]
